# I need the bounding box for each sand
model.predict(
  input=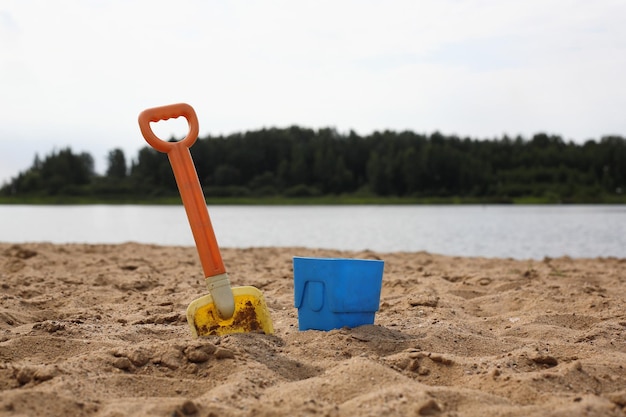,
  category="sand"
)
[1,242,625,416]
